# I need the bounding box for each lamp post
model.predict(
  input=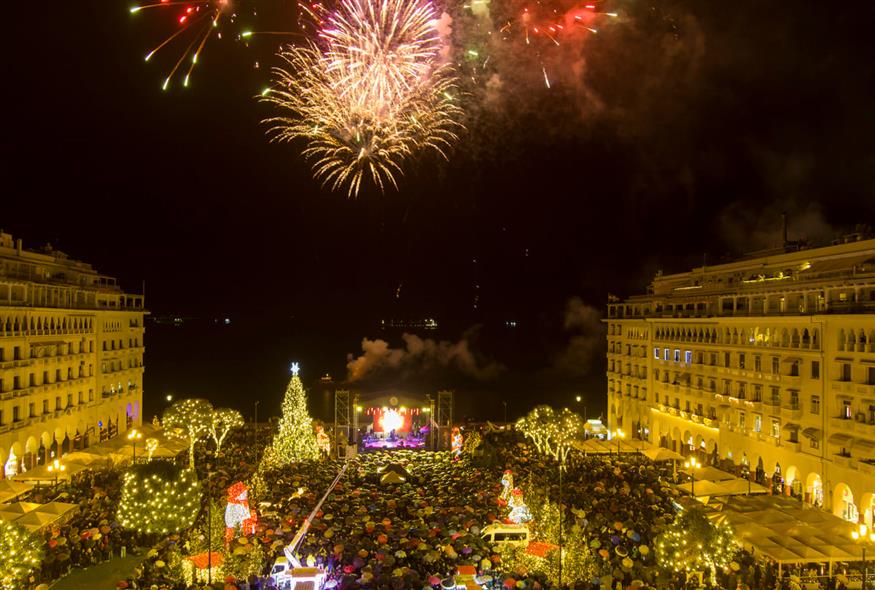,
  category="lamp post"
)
[612,429,625,455]
[685,457,701,497]
[742,463,751,495]
[47,458,65,488]
[558,461,564,588]
[127,428,142,463]
[852,523,875,589]
[206,465,213,585]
